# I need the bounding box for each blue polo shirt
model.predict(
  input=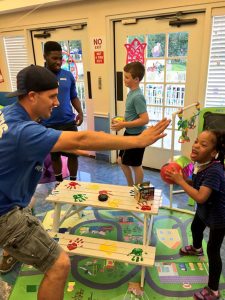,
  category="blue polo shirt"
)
[42,68,77,126]
[193,161,225,228]
[0,103,61,215]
